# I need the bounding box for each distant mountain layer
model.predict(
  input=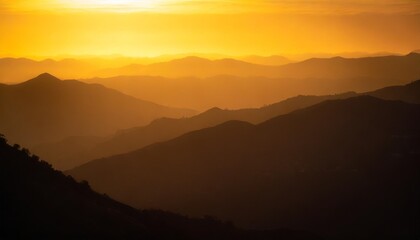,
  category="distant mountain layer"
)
[87,53,420,110]
[240,55,291,66]
[33,92,356,170]
[0,55,289,83]
[3,53,420,110]
[96,57,274,78]
[0,58,98,83]
[0,136,320,239]
[0,73,194,148]
[34,79,420,170]
[69,96,420,238]
[97,53,420,79]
